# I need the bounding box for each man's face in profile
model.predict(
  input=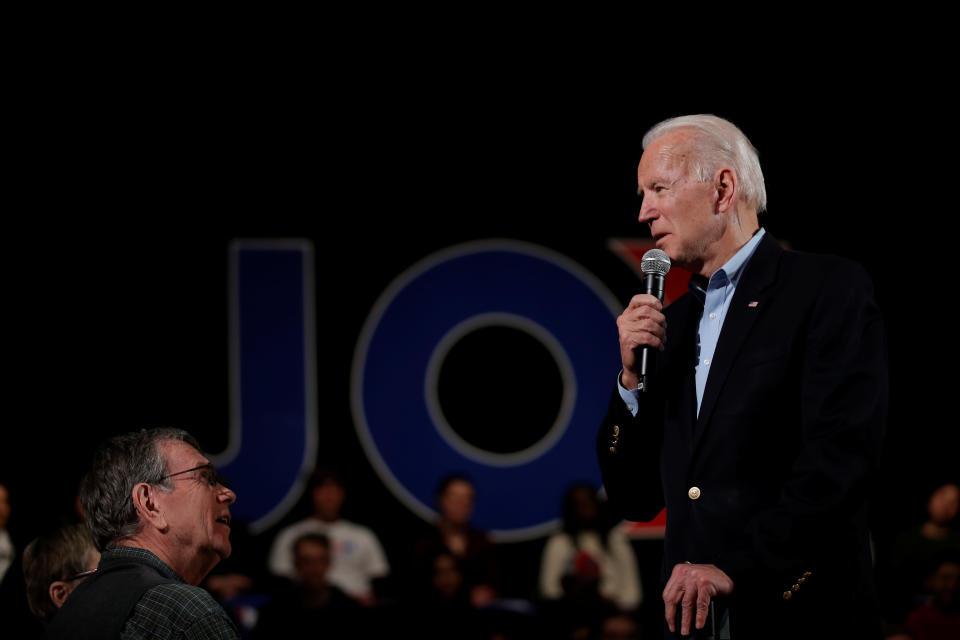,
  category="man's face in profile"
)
[156,440,236,563]
[637,129,725,274]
